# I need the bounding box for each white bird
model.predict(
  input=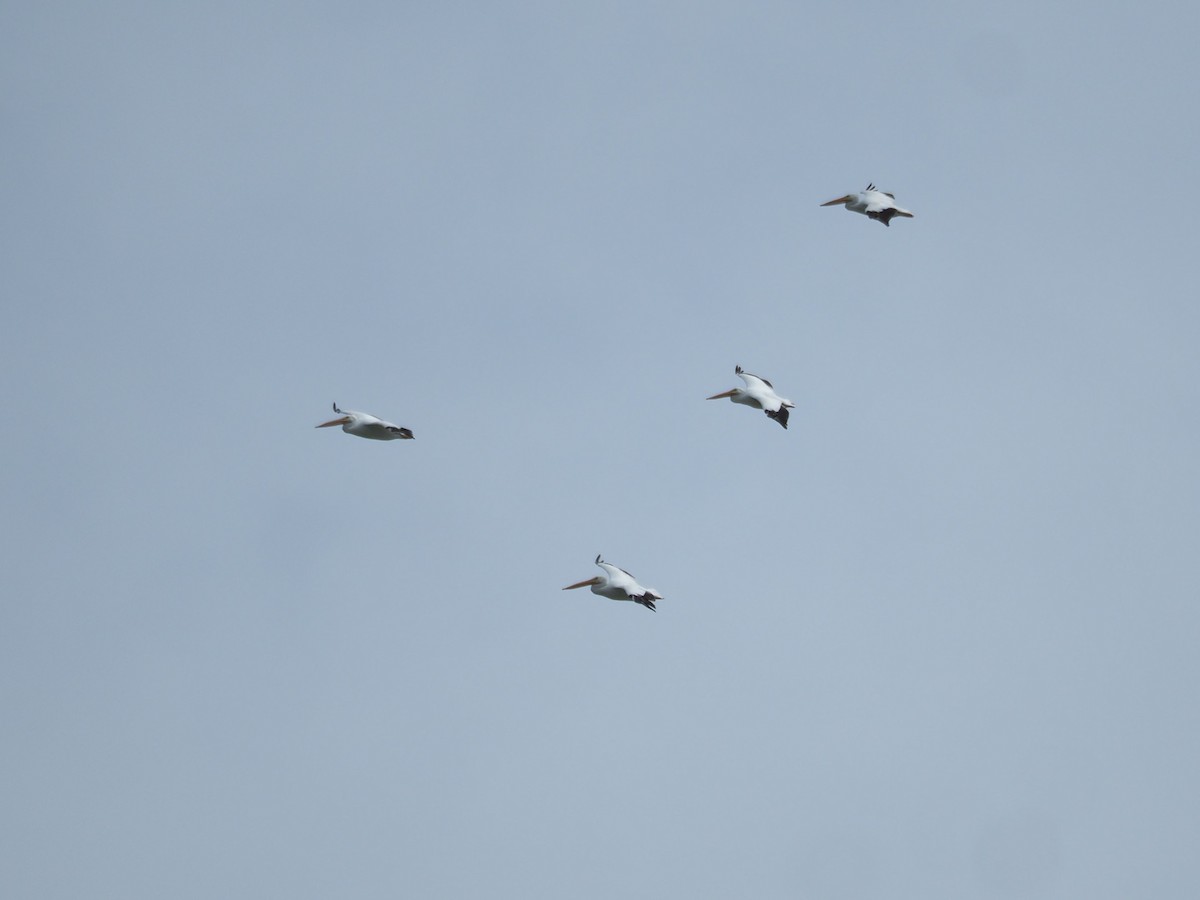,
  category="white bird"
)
[562,555,662,612]
[707,365,795,429]
[820,183,914,226]
[315,402,414,441]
